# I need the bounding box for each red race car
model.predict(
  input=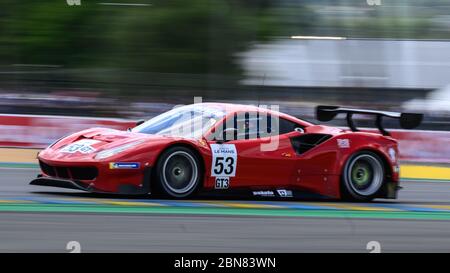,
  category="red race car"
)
[31,103,422,201]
